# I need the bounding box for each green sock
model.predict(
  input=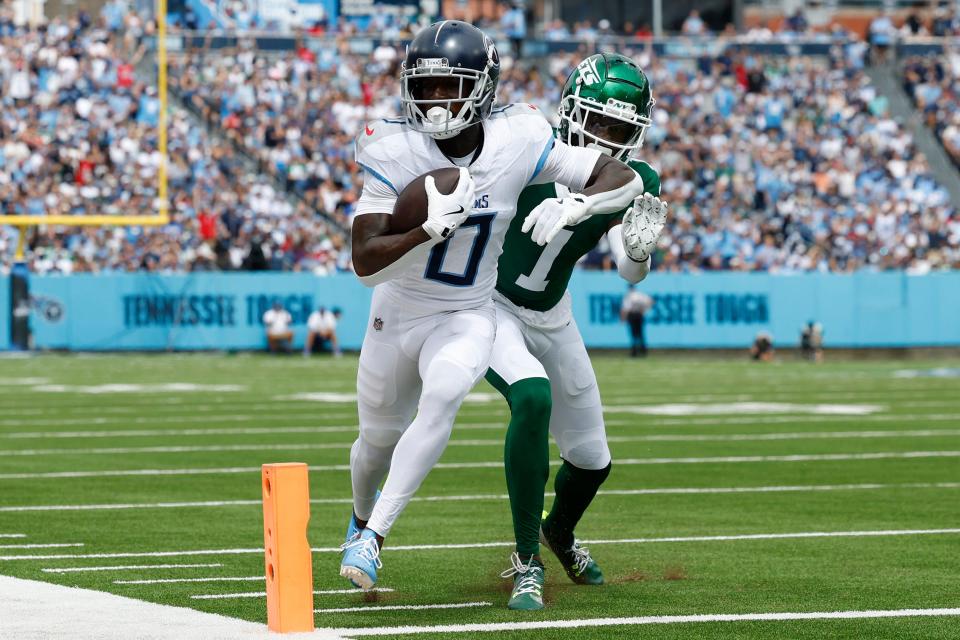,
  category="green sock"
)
[487,373,552,557]
[544,460,612,549]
